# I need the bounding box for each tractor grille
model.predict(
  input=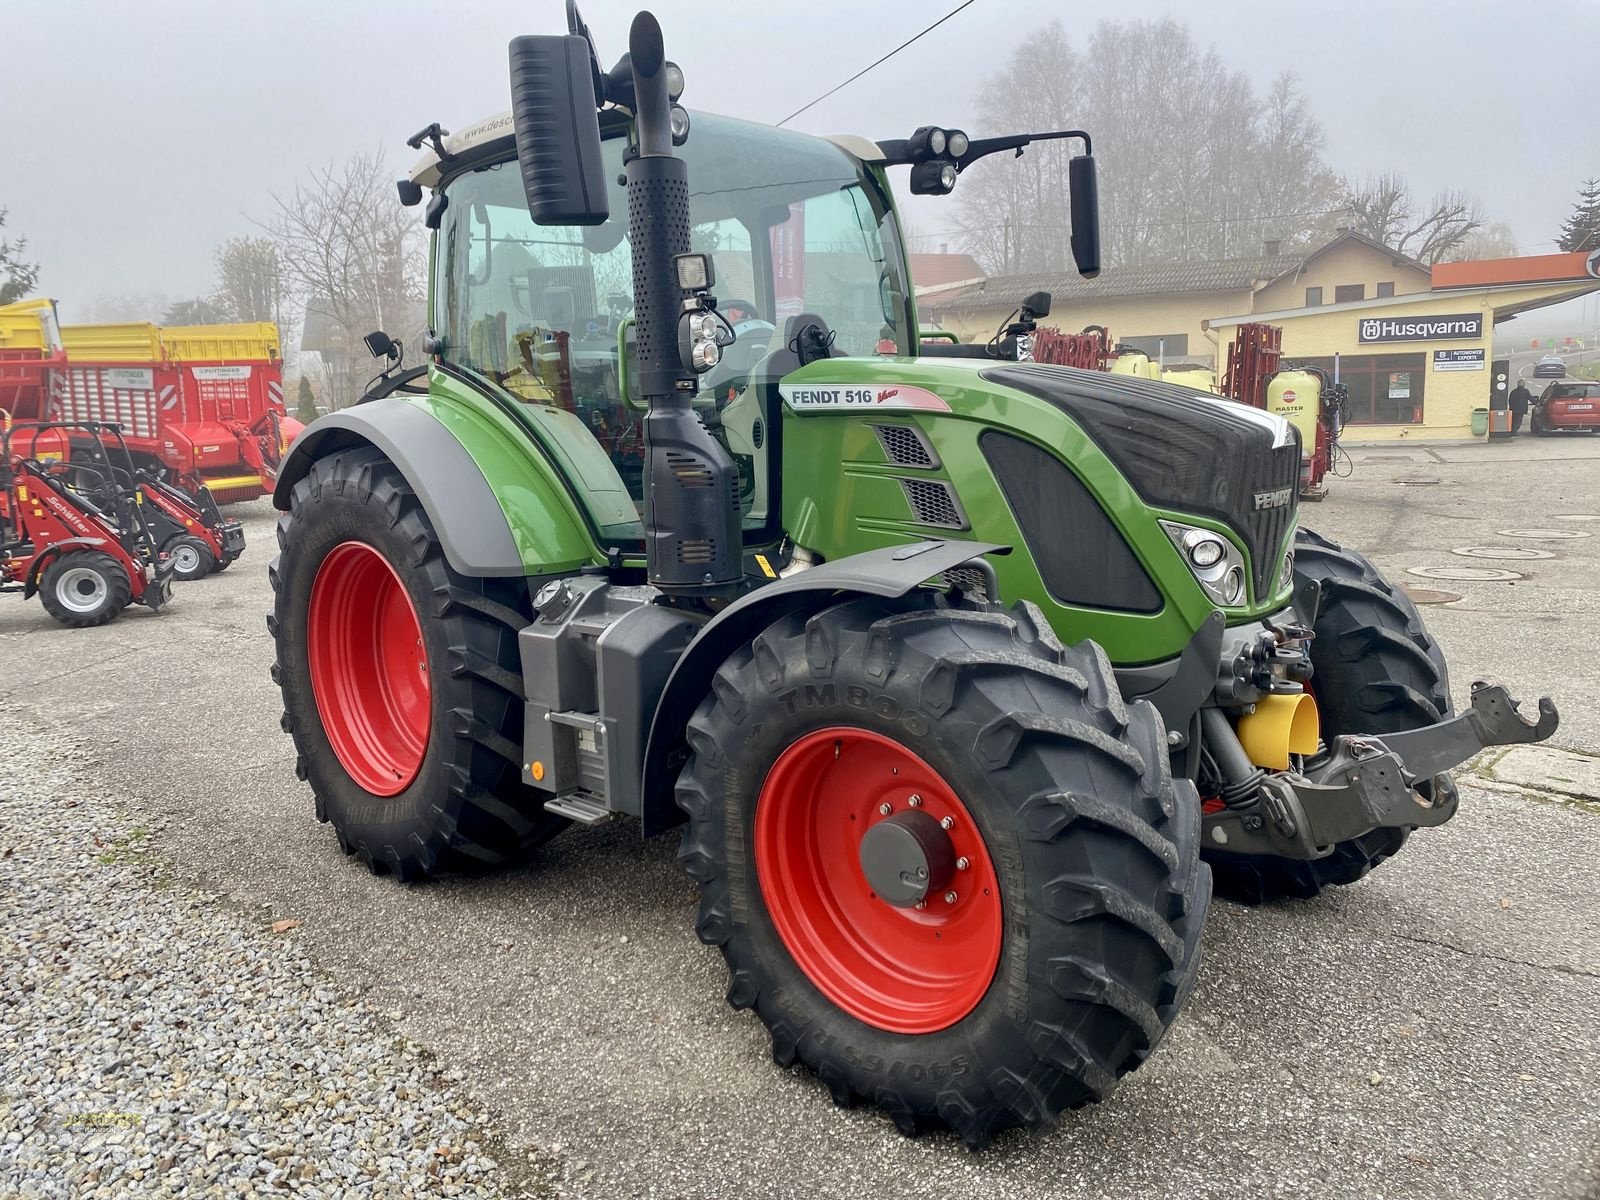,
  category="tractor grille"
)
[873,423,938,469]
[899,478,967,529]
[983,364,1300,598]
